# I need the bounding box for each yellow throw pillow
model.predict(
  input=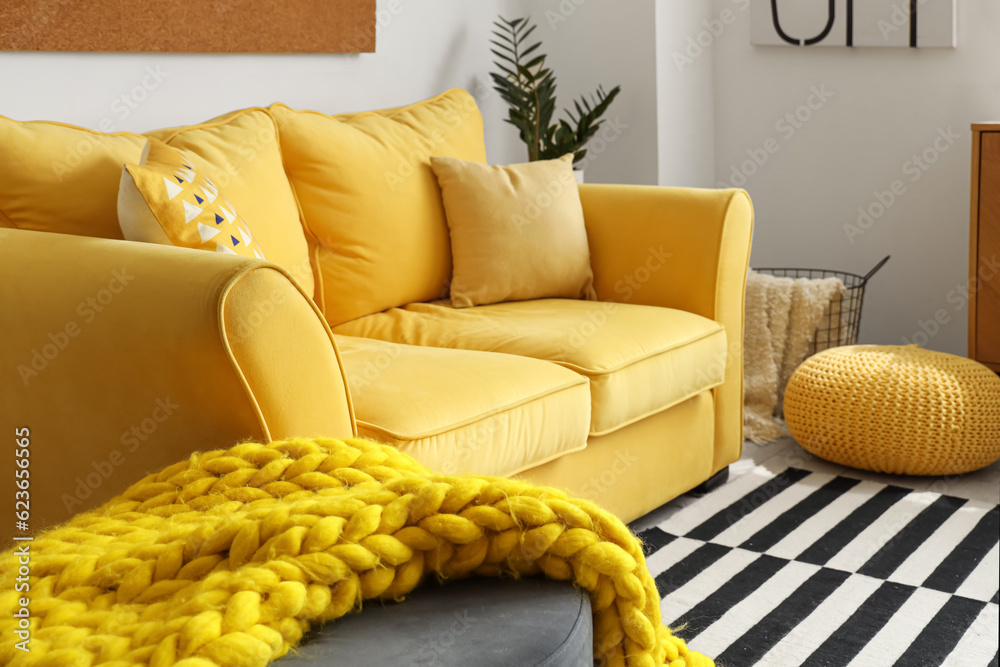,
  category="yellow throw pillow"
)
[269,89,488,326]
[0,114,145,238]
[119,139,266,258]
[148,108,314,295]
[429,154,596,308]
